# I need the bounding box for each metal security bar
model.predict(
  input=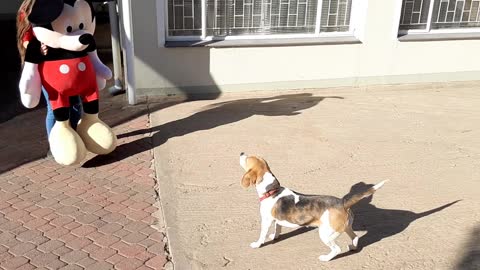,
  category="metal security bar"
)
[400,0,480,32]
[167,0,352,39]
